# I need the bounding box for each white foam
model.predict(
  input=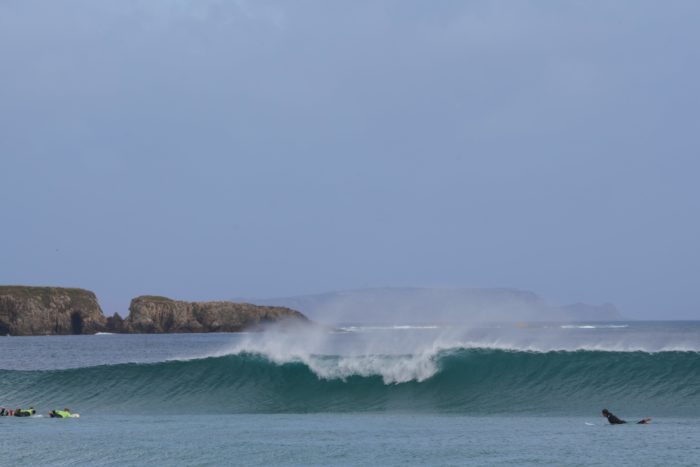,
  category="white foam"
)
[337,325,440,332]
[560,324,629,329]
[186,321,700,383]
[214,324,464,383]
